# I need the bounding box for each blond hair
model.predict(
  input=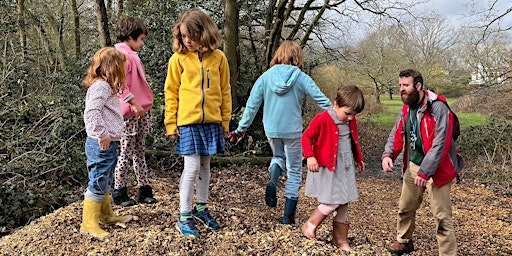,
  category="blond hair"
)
[83,47,126,94]
[172,9,222,53]
[270,40,304,70]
